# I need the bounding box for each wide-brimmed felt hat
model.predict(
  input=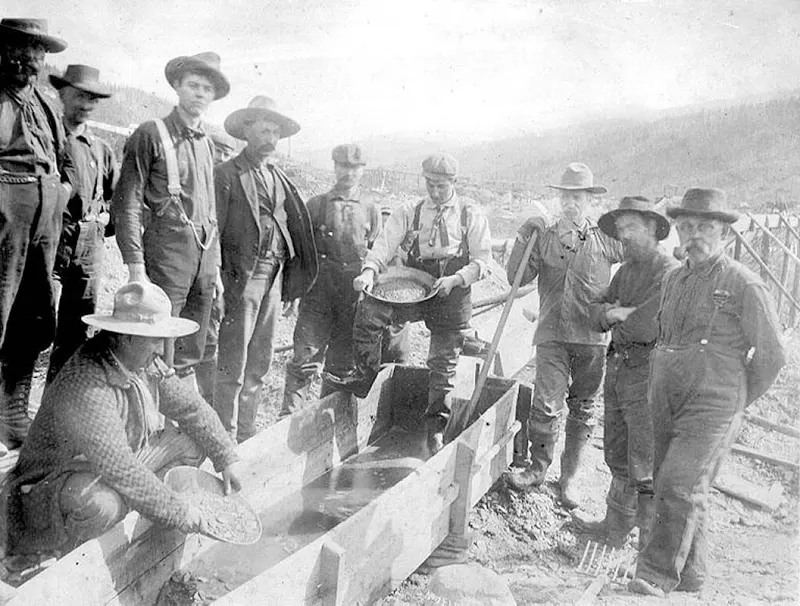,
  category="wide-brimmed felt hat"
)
[667,188,740,224]
[547,162,607,194]
[164,51,230,100]
[598,196,671,241]
[49,64,111,98]
[224,96,300,140]
[83,282,198,338]
[0,19,67,53]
